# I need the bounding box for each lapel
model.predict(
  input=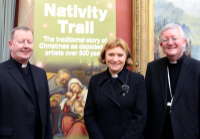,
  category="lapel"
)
[172,55,191,108]
[7,59,30,96]
[101,80,121,108]
[158,58,168,109]
[99,68,128,108]
[7,59,40,102]
[30,65,40,94]
[30,65,44,123]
